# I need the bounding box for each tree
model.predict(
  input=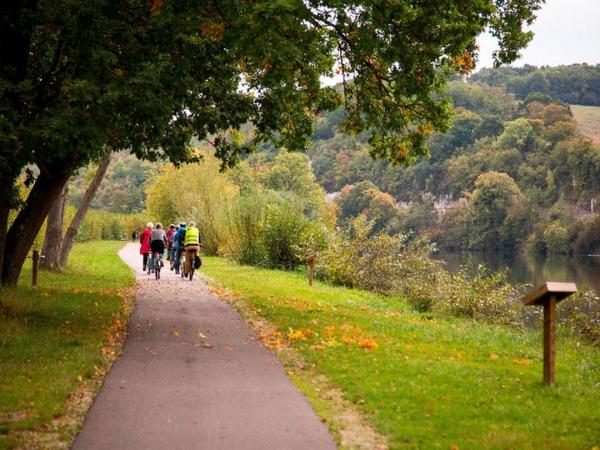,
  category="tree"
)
[0,0,543,285]
[468,171,525,249]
